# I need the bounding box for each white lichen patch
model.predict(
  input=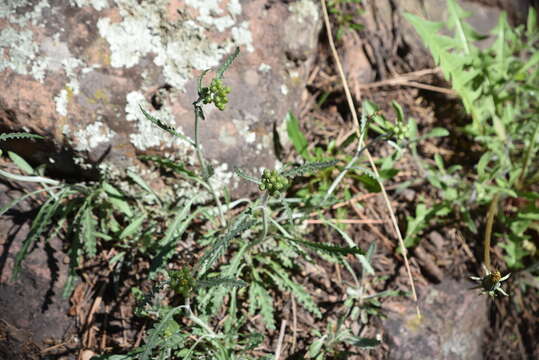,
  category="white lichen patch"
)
[74,120,116,151]
[96,0,253,89]
[96,16,156,68]
[280,84,289,95]
[62,57,84,94]
[54,89,69,116]
[227,0,241,16]
[186,0,235,32]
[0,28,39,75]
[289,0,319,24]
[258,63,271,72]
[232,116,257,145]
[209,162,233,192]
[231,21,254,52]
[125,91,192,152]
[70,0,109,11]
[0,0,51,26]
